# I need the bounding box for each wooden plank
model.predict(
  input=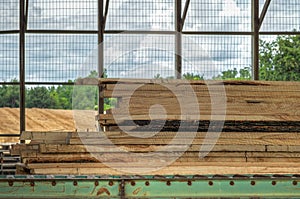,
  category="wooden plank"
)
[99,78,300,87]
[100,121,300,132]
[20,131,73,141]
[110,104,300,117]
[26,161,300,170]
[10,144,39,155]
[247,152,300,158]
[22,151,245,159]
[39,144,249,156]
[99,79,300,123]
[103,88,300,97]
[99,114,300,122]
[30,164,300,175]
[267,145,300,152]
[21,152,247,164]
[66,140,266,151]
[247,157,300,162]
[68,137,300,145]
[72,131,300,140]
